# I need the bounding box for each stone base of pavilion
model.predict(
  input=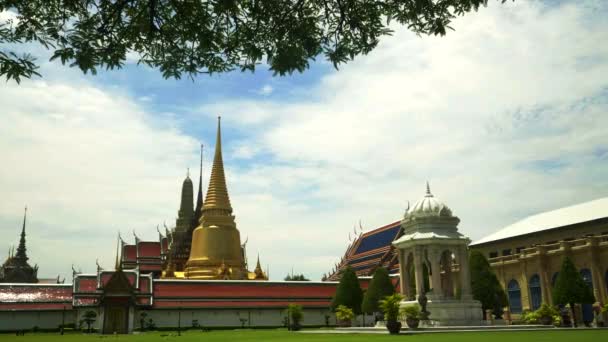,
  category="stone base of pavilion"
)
[402,298,483,326]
